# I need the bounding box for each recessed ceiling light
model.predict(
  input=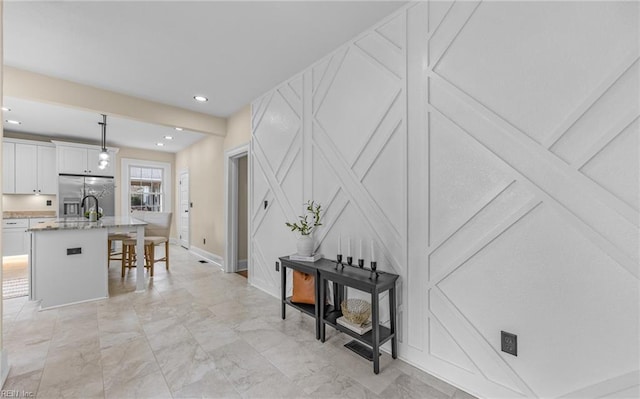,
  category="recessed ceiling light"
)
[156,142,164,147]
[193,95,208,102]
[164,136,173,140]
[6,119,21,125]
[2,107,10,112]
[175,127,183,131]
